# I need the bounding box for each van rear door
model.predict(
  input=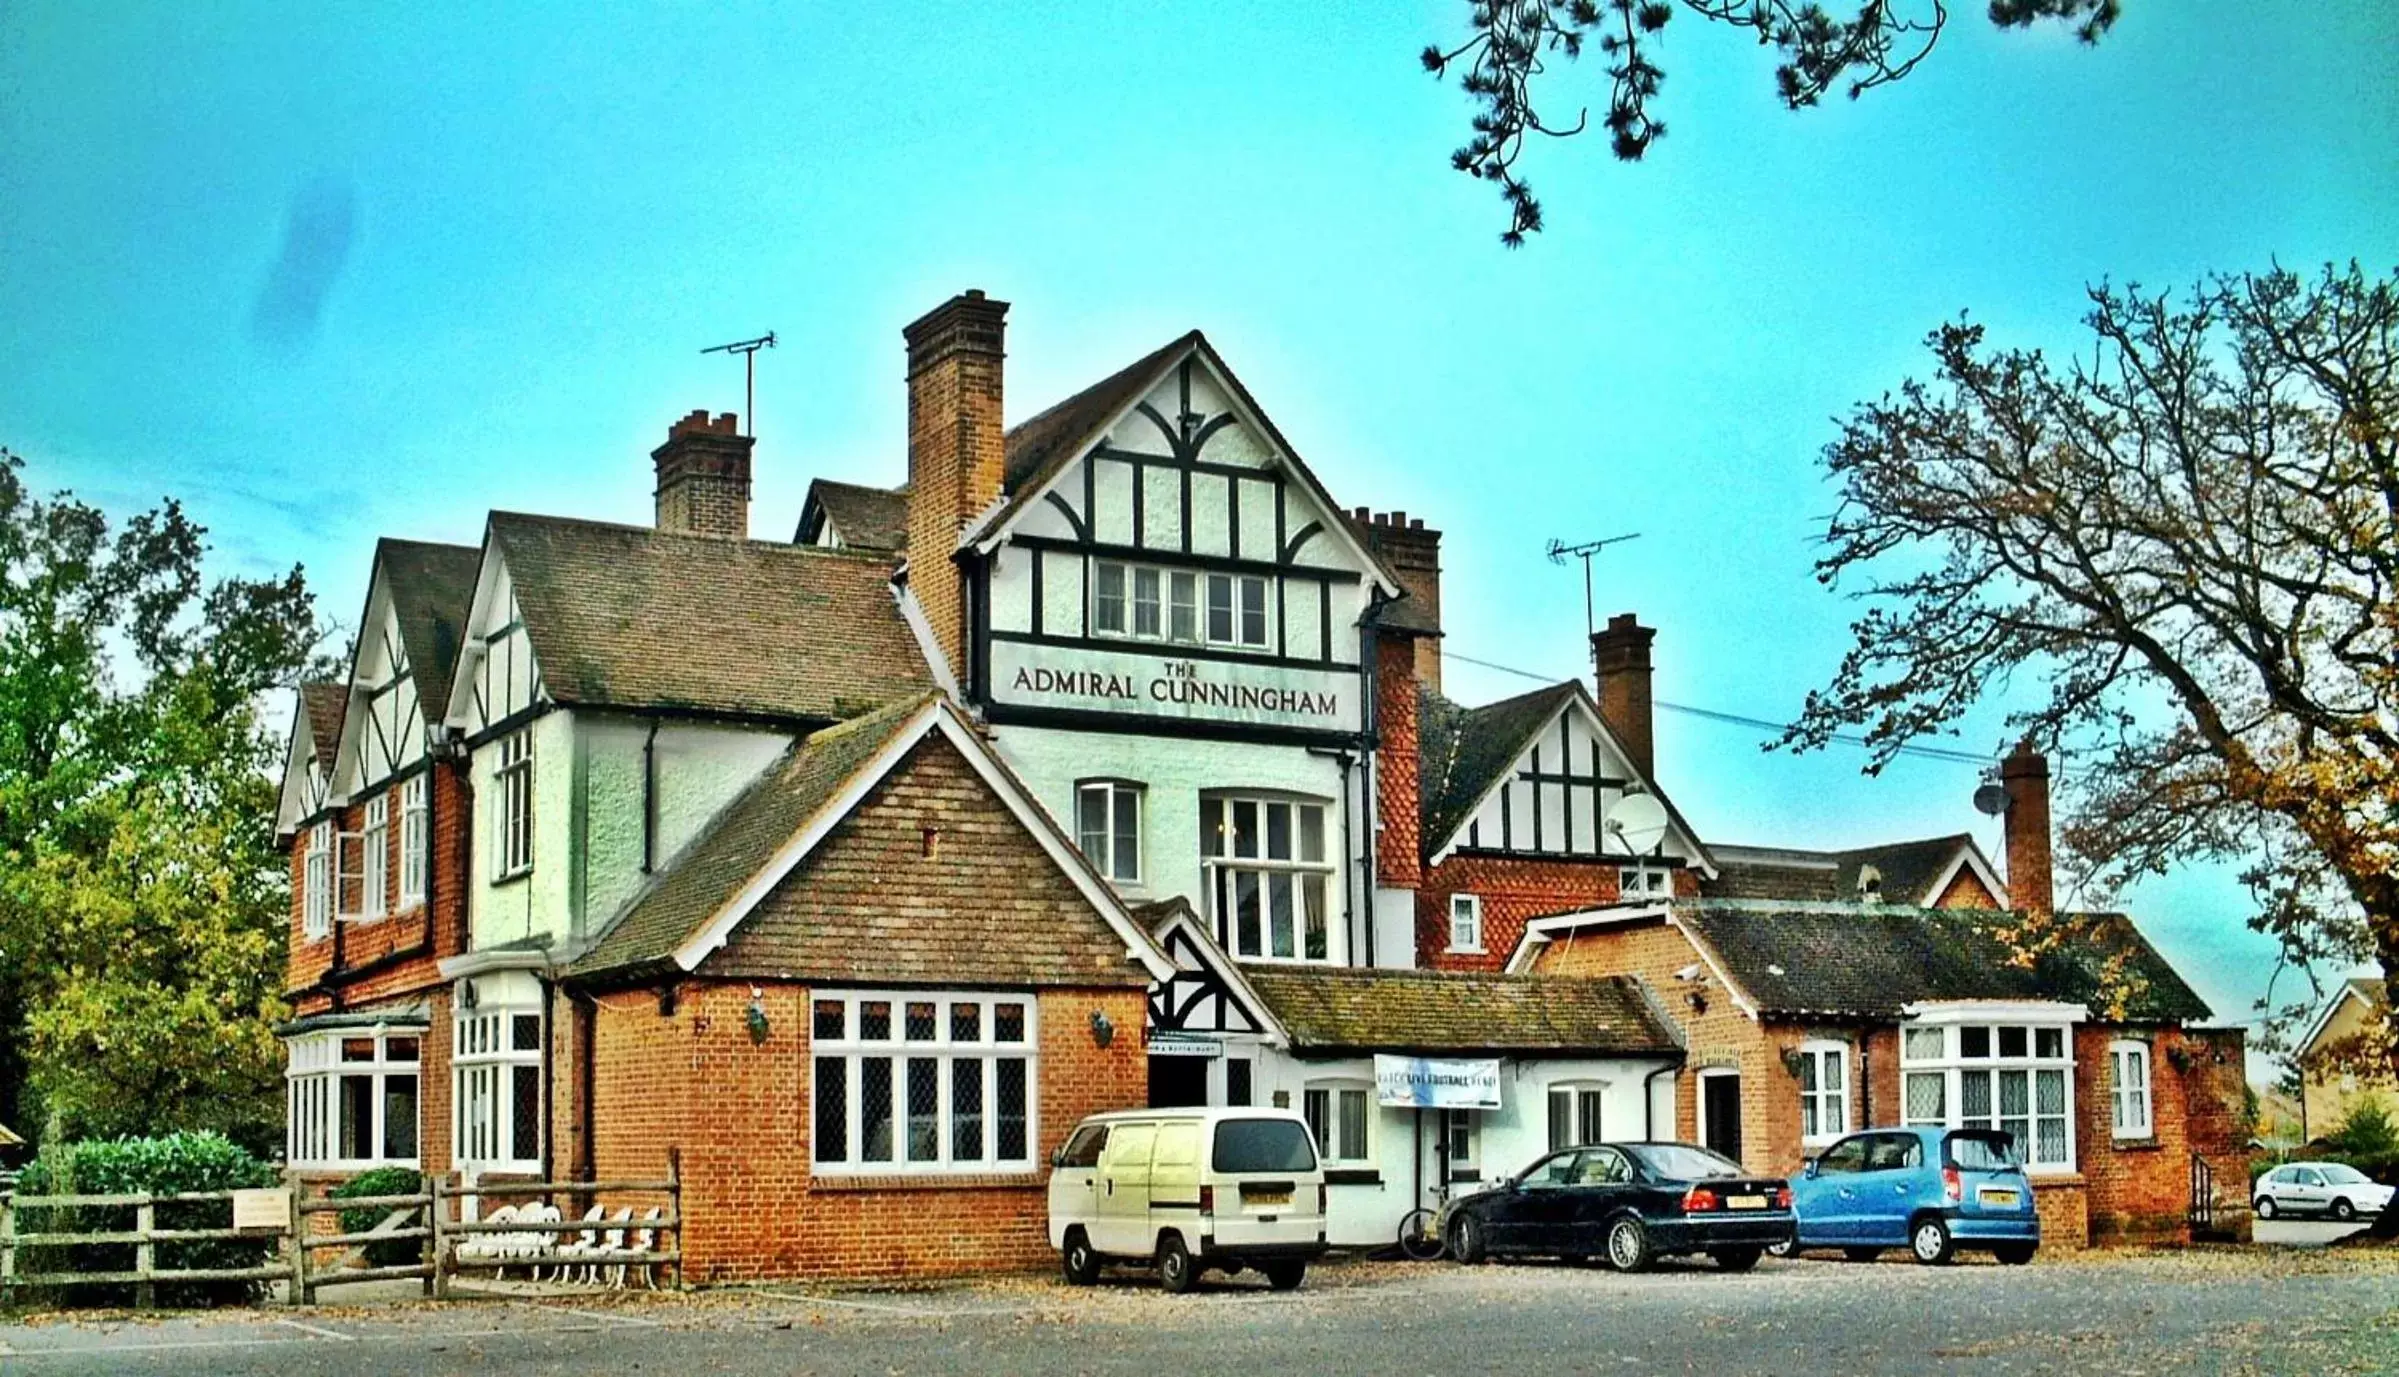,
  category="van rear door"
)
[1208,1116,1323,1250]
